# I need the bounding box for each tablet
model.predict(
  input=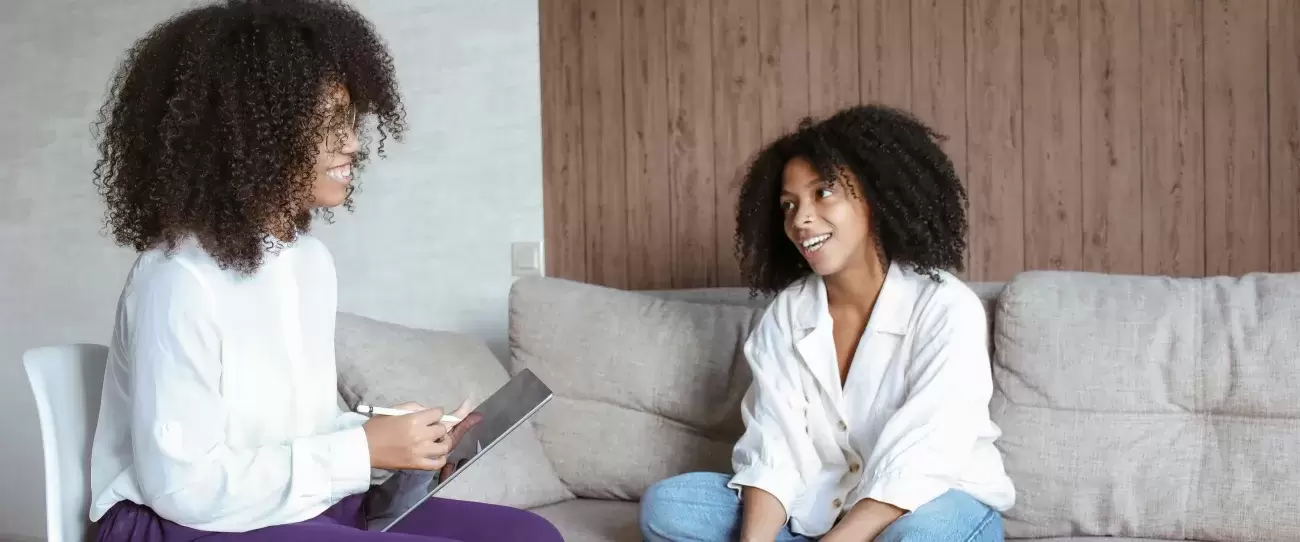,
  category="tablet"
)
[364,368,555,532]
